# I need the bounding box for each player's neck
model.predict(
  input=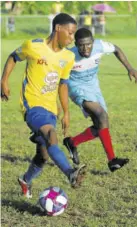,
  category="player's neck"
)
[46,35,63,53]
